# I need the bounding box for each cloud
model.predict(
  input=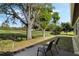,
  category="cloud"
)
[51,9,60,15]
[53,9,60,12]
